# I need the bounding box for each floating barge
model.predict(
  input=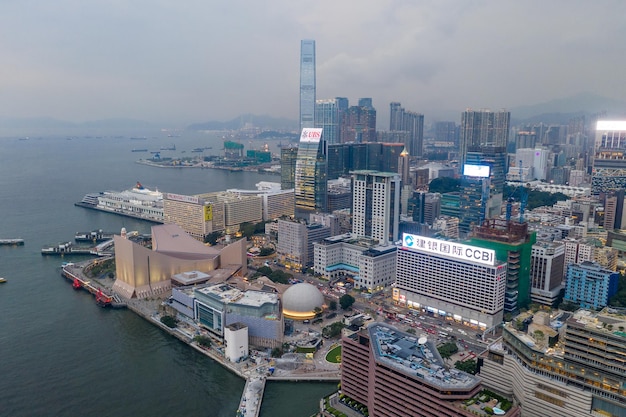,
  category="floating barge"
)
[0,238,24,246]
